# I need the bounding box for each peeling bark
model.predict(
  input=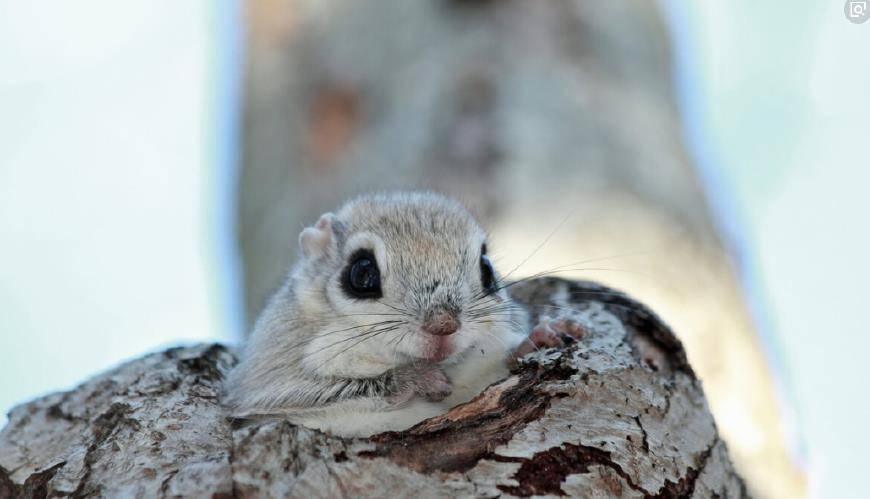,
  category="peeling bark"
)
[0,278,746,498]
